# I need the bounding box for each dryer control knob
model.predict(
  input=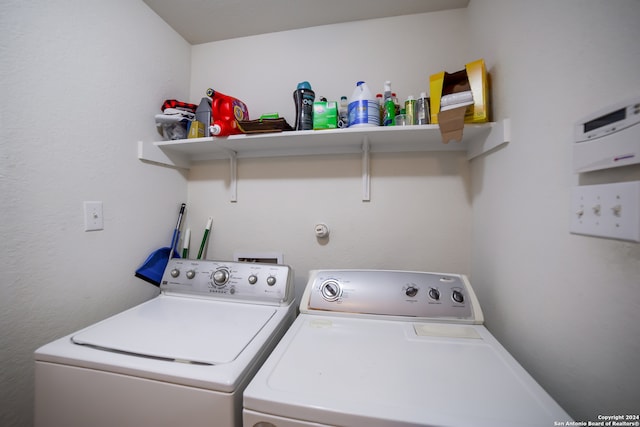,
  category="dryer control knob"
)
[452,290,464,304]
[170,268,180,278]
[248,274,258,285]
[186,270,196,280]
[320,280,342,301]
[429,288,440,300]
[405,286,418,297]
[266,276,277,286]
